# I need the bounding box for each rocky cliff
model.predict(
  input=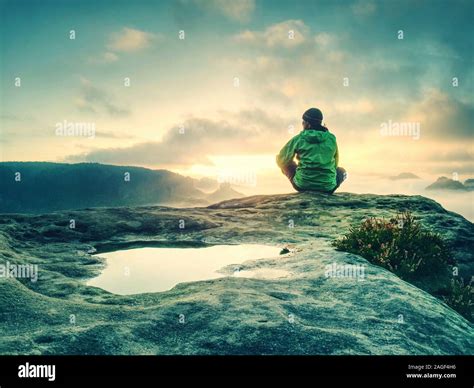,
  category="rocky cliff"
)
[0,192,472,355]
